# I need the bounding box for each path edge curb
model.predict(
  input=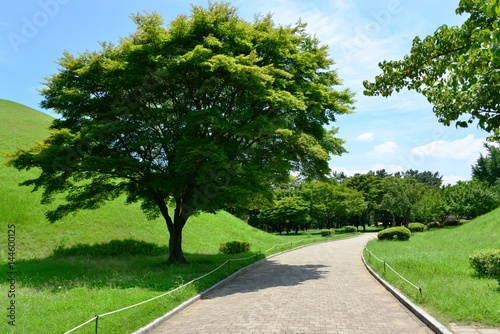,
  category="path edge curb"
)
[361,253,452,334]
